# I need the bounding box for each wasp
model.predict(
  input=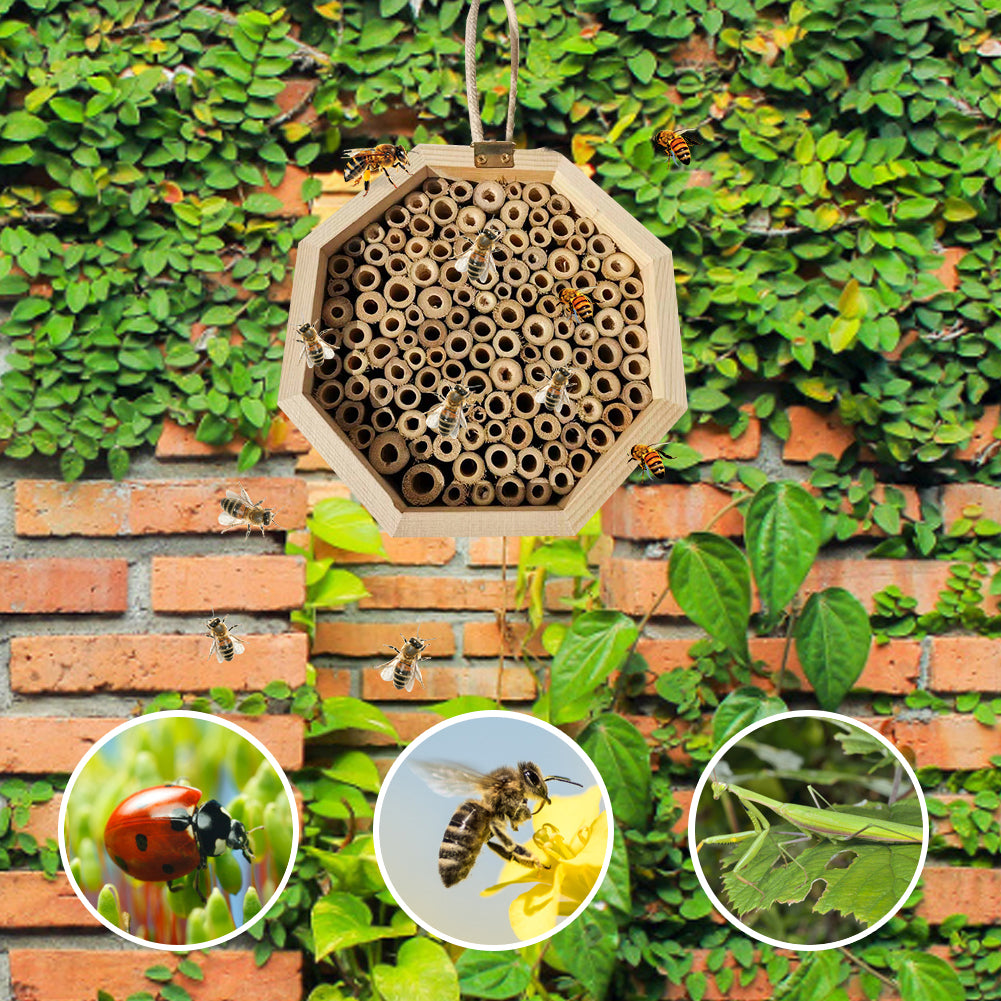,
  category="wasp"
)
[534,366,574,413]
[295,320,337,369]
[218,486,278,538]
[651,129,705,166]
[454,222,504,285]
[426,383,474,439]
[555,286,594,323]
[343,144,411,195]
[205,615,245,662]
[630,443,674,480]
[378,634,428,693]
